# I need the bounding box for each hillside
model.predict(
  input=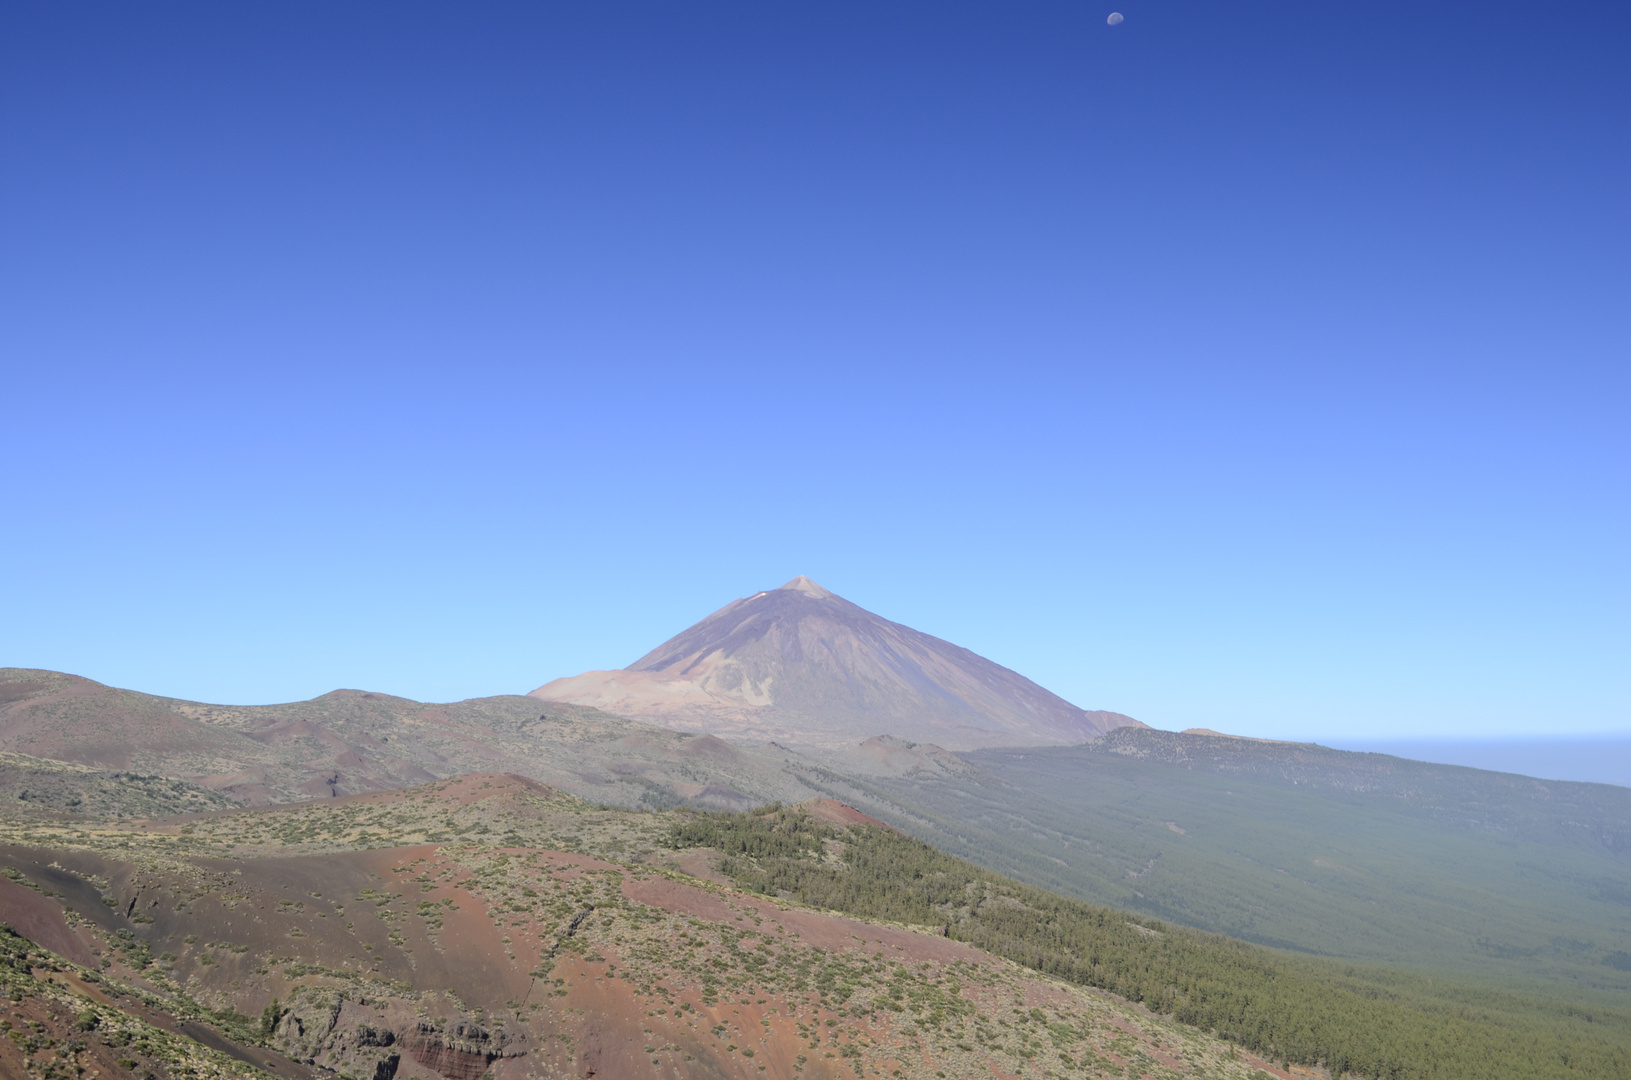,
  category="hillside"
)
[0,668,824,811]
[10,667,1631,1005]
[532,577,1138,749]
[0,750,236,818]
[794,728,1631,993]
[0,777,1310,1080]
[5,778,1630,1079]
